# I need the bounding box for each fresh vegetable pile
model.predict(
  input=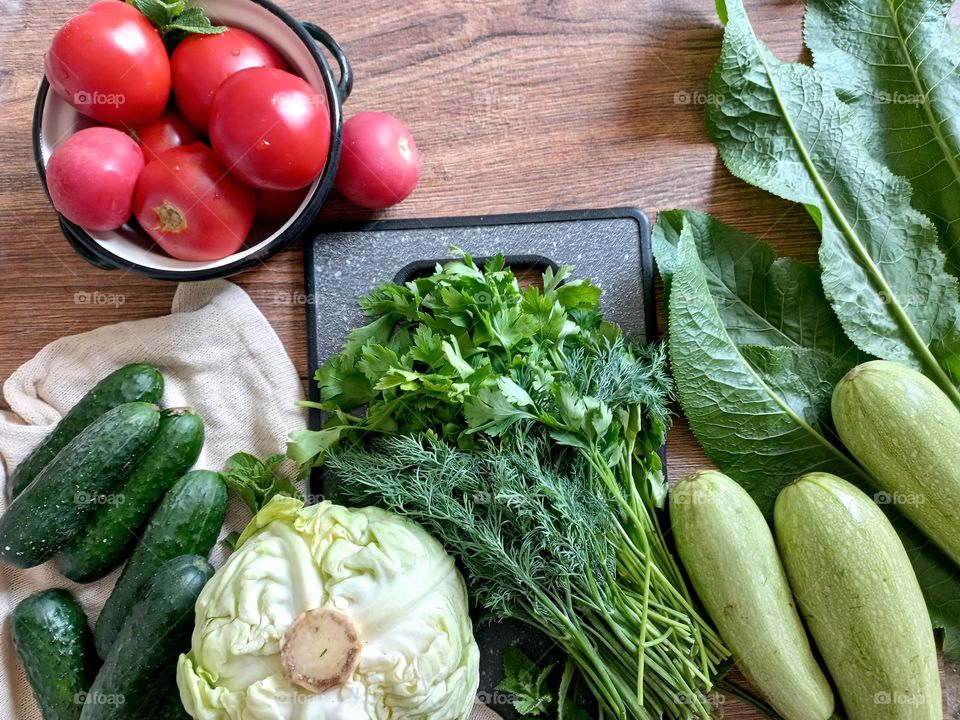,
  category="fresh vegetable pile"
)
[290,252,728,719]
[0,363,228,720]
[42,0,421,262]
[12,0,960,718]
[670,471,835,720]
